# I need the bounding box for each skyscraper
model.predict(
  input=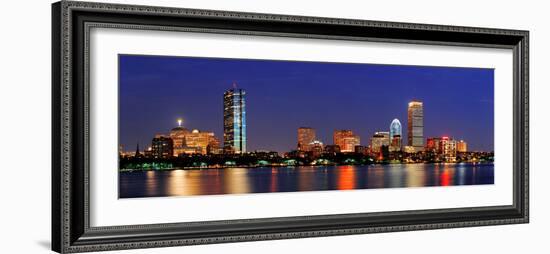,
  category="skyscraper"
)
[407,100,424,152]
[389,119,402,152]
[223,87,246,154]
[333,130,360,153]
[390,119,402,140]
[297,127,316,152]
